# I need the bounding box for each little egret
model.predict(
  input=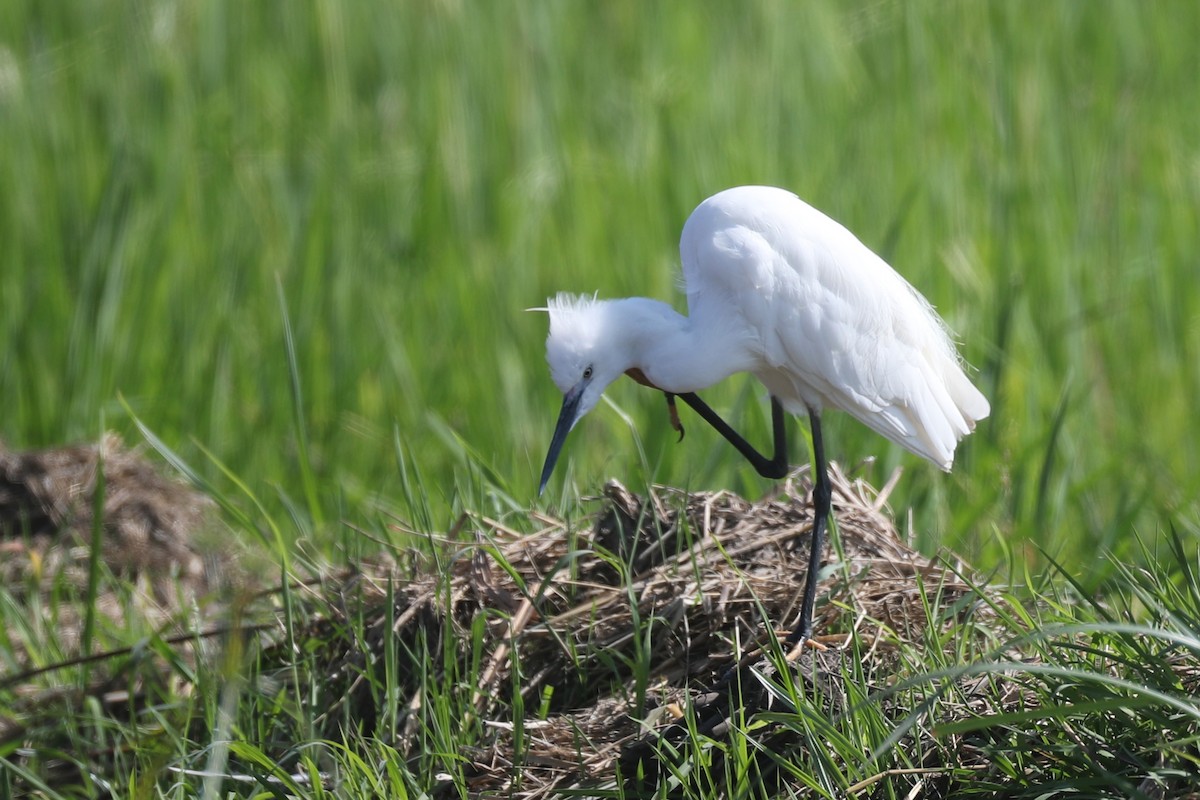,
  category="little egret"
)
[537,185,989,645]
